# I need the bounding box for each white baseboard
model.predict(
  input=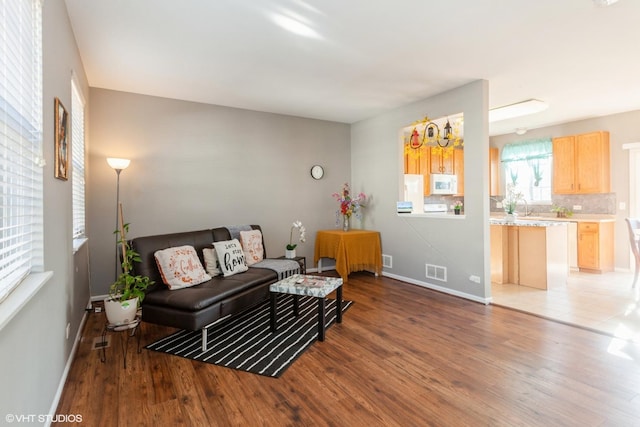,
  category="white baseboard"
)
[382,271,492,305]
